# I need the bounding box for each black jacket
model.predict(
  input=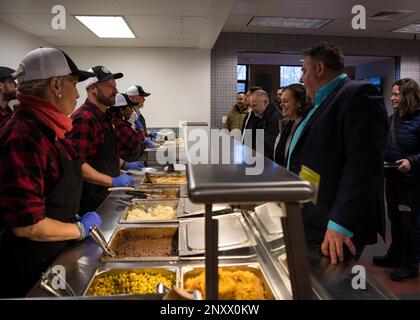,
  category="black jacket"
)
[385,110,420,180]
[288,78,388,246]
[242,102,282,160]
